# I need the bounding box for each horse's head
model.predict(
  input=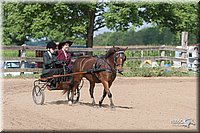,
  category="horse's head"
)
[113,46,128,75]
